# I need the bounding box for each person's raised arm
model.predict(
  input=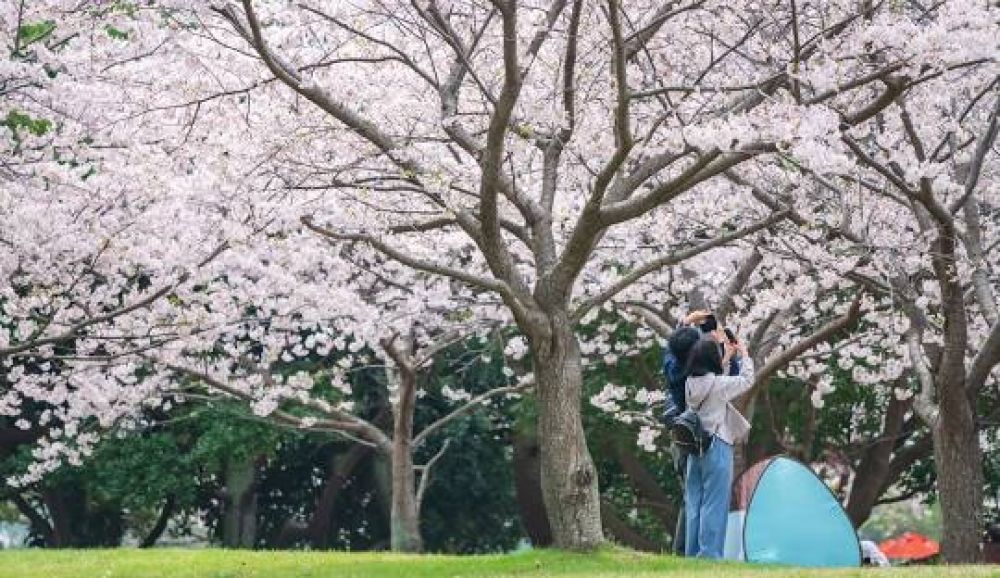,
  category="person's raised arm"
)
[719,341,754,401]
